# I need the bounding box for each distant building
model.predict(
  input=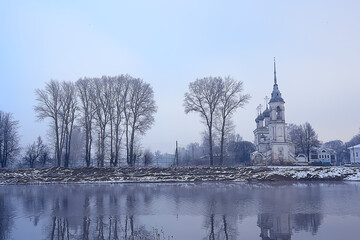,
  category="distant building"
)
[251,60,296,165]
[309,148,337,165]
[348,144,360,163]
